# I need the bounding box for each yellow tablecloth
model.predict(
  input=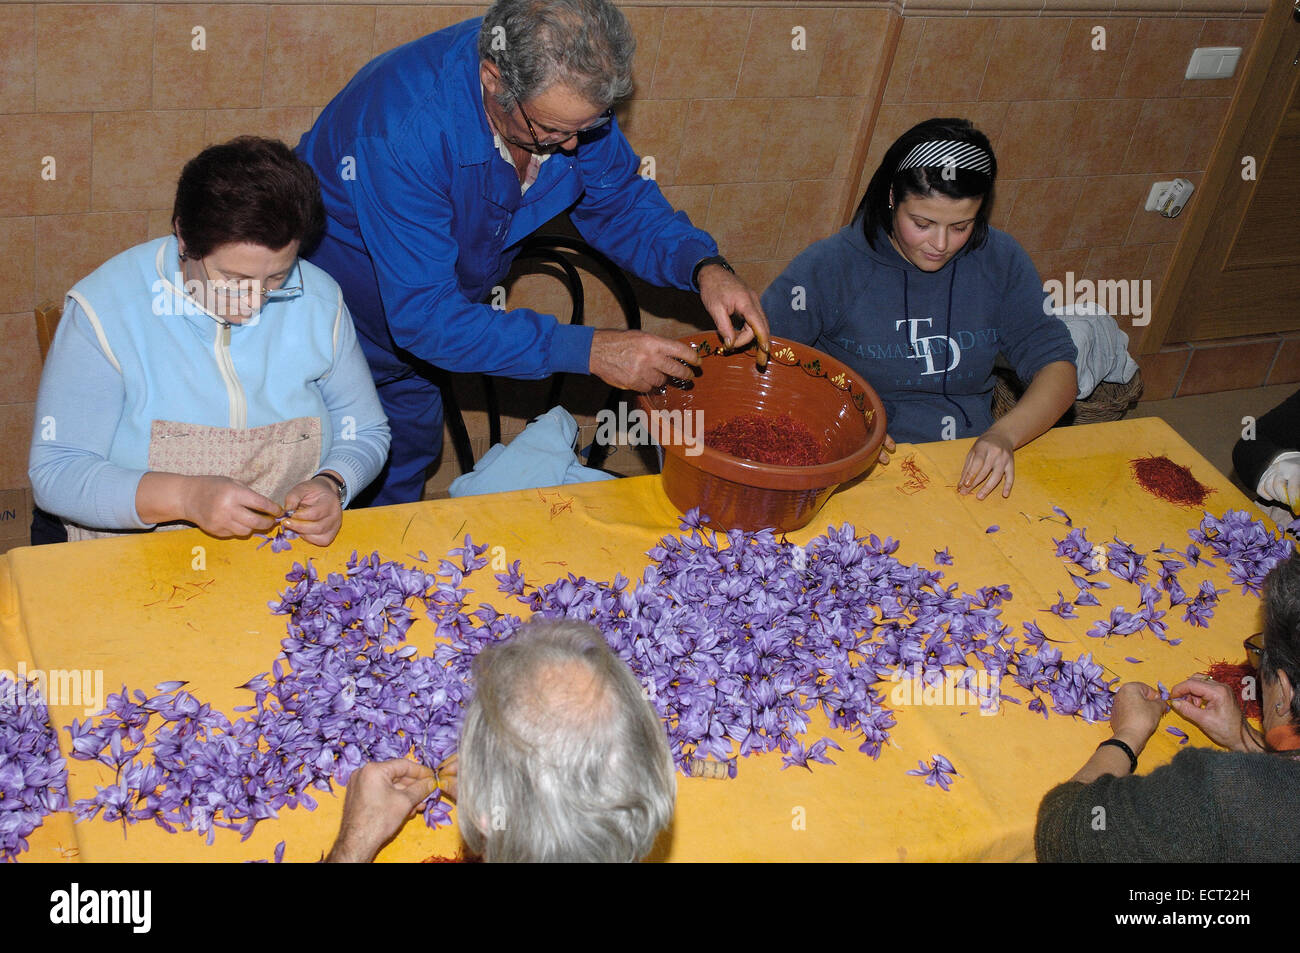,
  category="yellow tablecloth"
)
[1,417,1287,862]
